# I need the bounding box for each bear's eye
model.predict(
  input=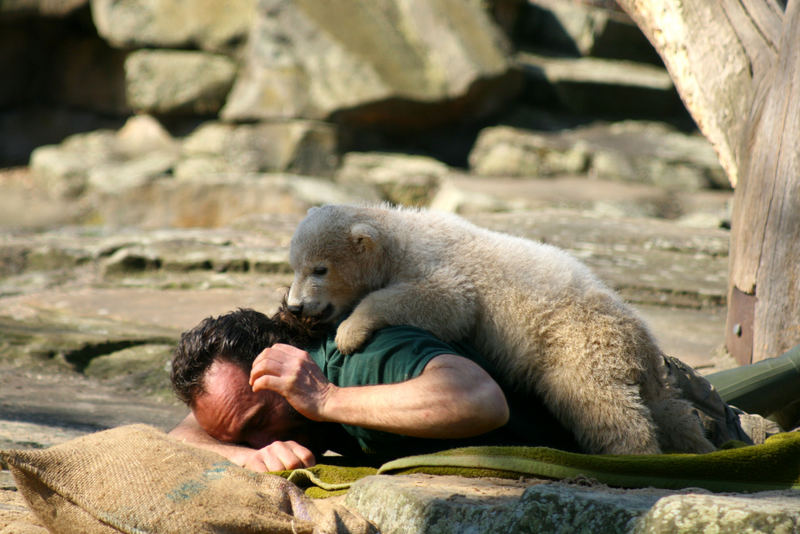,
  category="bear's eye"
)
[312,266,328,276]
